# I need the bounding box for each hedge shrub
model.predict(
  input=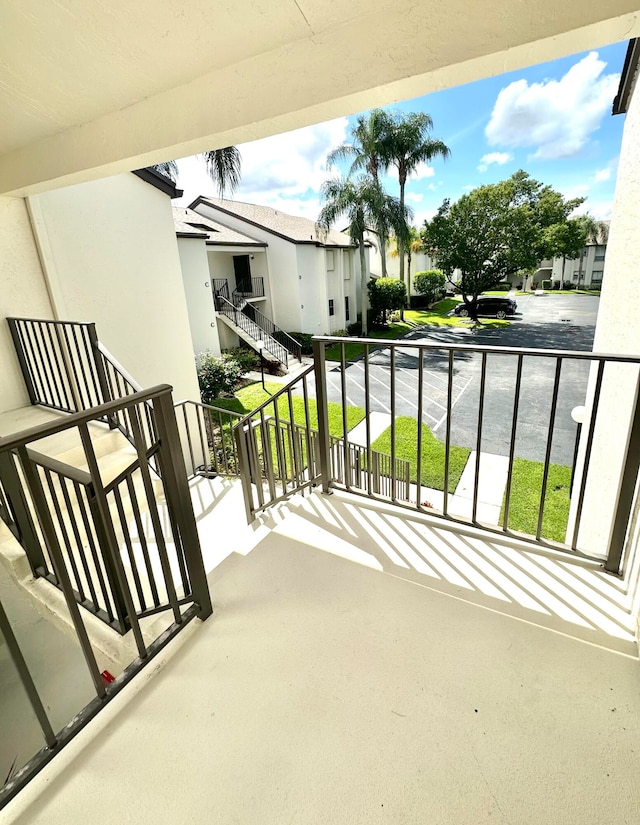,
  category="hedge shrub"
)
[541,279,552,290]
[413,270,445,304]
